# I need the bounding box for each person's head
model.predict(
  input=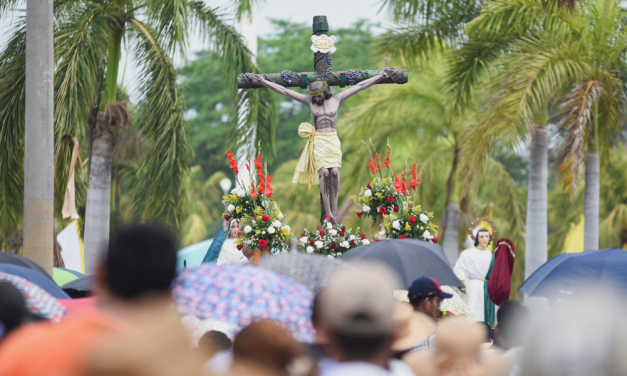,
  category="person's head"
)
[198,330,232,359]
[495,300,530,349]
[307,80,332,106]
[0,282,26,339]
[318,262,401,363]
[232,321,304,374]
[97,224,178,303]
[407,277,453,320]
[476,321,493,343]
[475,228,492,248]
[228,220,240,239]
